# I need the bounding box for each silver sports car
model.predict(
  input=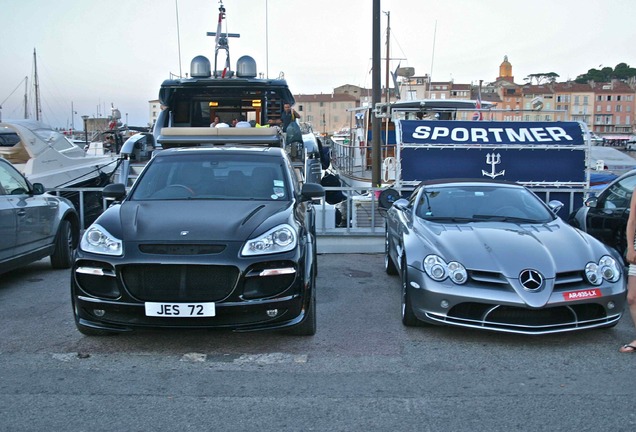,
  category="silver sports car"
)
[383,179,626,335]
